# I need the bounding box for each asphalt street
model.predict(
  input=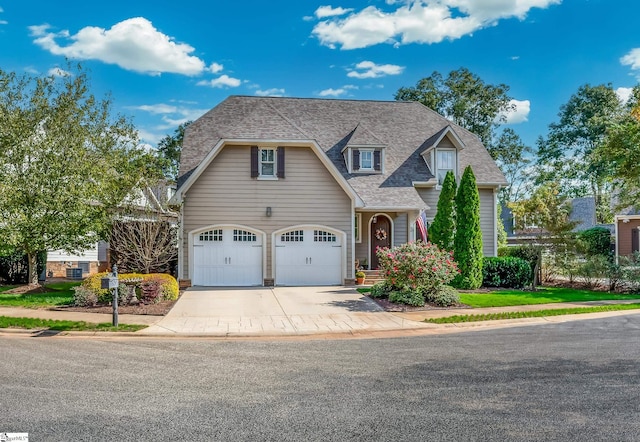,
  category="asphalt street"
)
[1,315,640,441]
